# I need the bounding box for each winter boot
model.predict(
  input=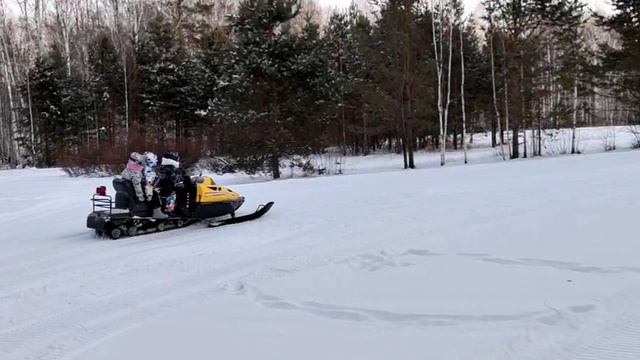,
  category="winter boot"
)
[153,207,169,219]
